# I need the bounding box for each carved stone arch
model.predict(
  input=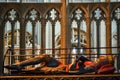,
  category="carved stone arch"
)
[69,6,87,20]
[80,6,89,18]
[111,5,120,14]
[91,6,108,18]
[68,6,77,17]
[3,8,19,21]
[3,8,20,32]
[10,8,21,20]
[22,8,30,19]
[22,7,41,19]
[2,7,20,19]
[3,8,20,25]
[24,8,41,22]
[43,7,61,20]
[111,6,120,21]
